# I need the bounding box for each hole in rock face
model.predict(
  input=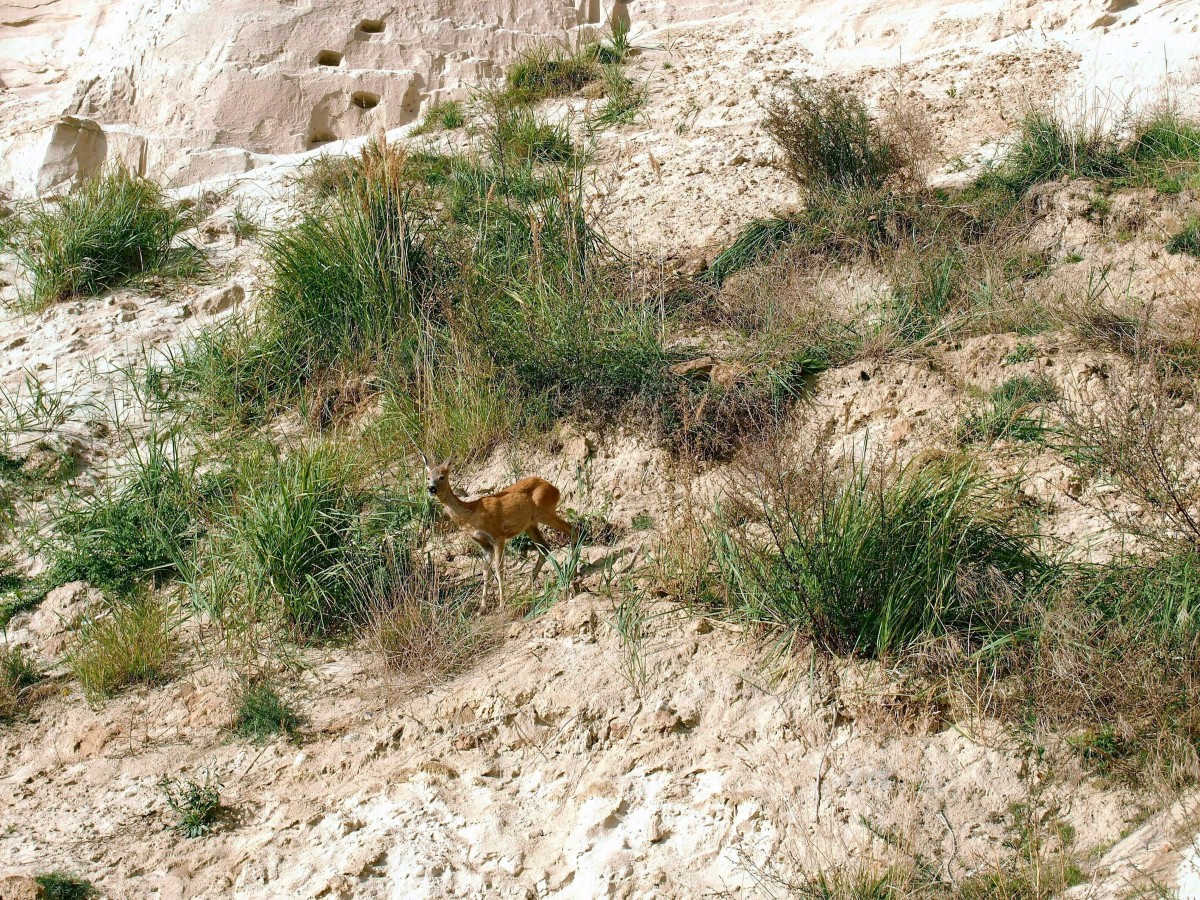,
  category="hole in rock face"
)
[308,129,338,148]
[316,50,344,67]
[351,91,381,110]
[358,19,385,34]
